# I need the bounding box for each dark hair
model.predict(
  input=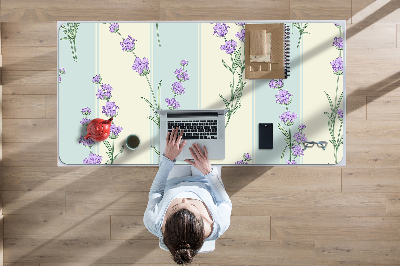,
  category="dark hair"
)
[163,208,206,264]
